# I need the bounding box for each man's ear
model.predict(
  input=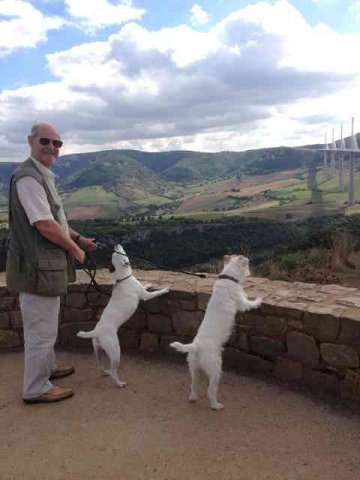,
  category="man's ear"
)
[27,135,34,148]
[108,263,115,273]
